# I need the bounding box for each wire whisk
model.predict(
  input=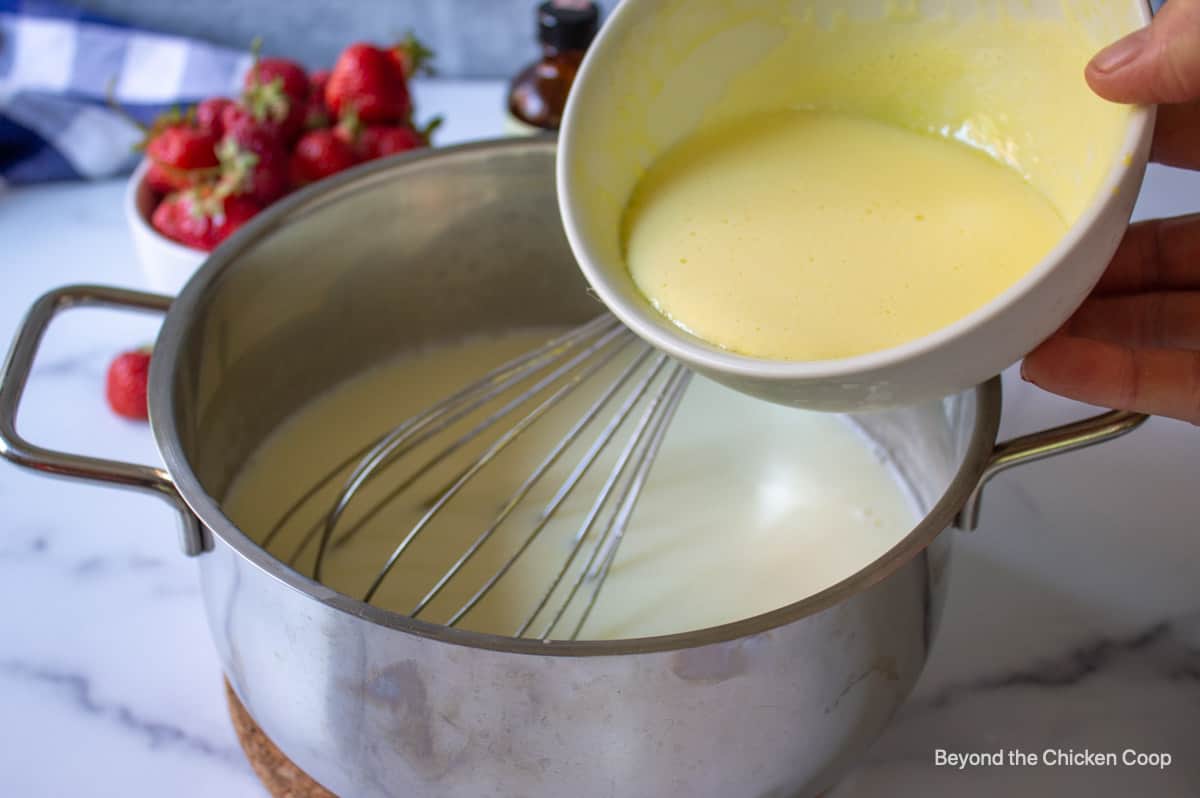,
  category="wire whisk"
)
[259,315,691,641]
